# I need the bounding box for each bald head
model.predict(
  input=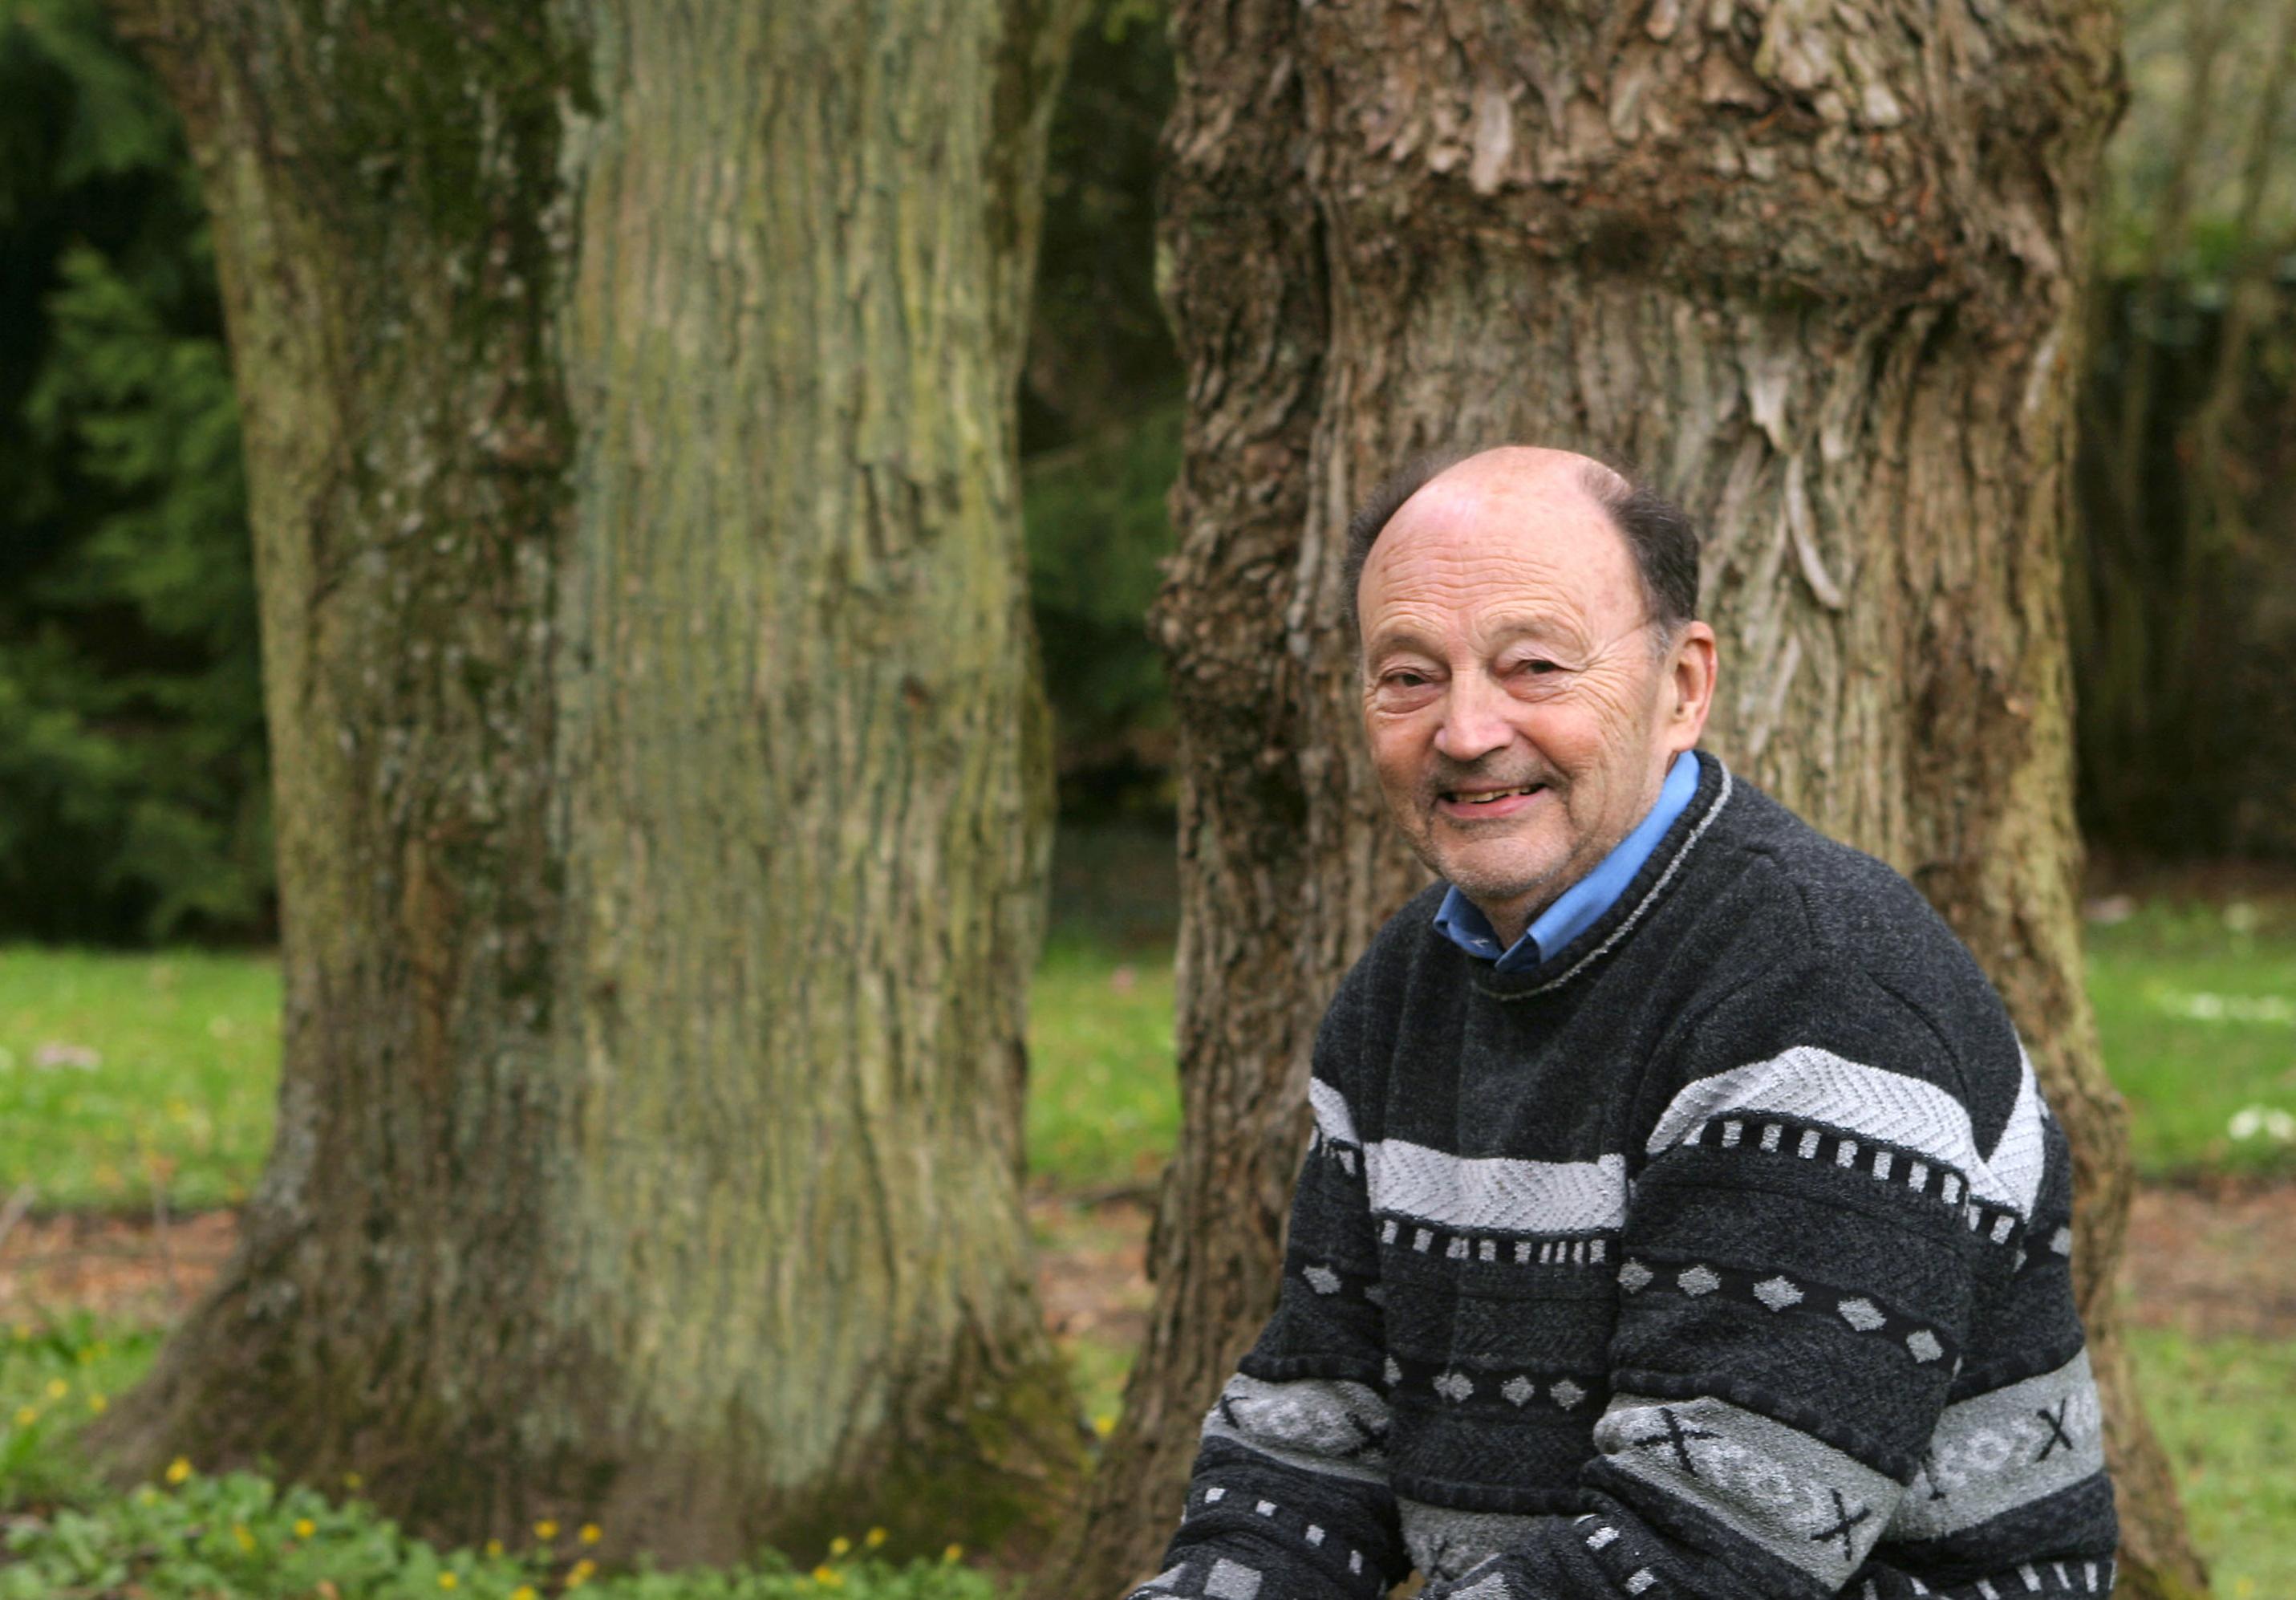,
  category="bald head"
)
[1341,446,1701,640]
